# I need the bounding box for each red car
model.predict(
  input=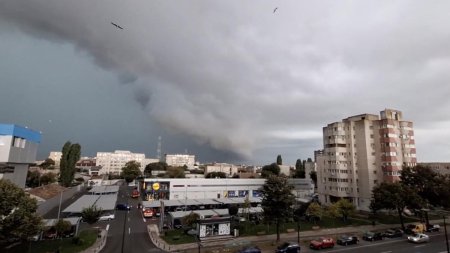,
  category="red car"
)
[309,237,335,250]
